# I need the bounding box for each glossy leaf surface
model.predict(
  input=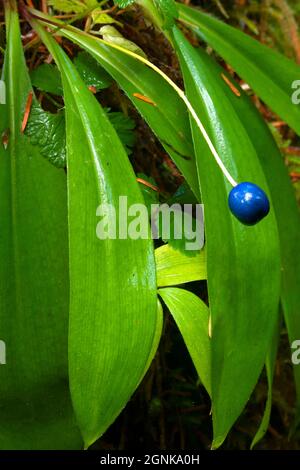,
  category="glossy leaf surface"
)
[251,317,280,448]
[178,3,300,135]
[155,244,206,287]
[172,26,281,448]
[204,47,300,429]
[32,21,158,448]
[159,288,211,395]
[0,4,82,449]
[33,14,200,199]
